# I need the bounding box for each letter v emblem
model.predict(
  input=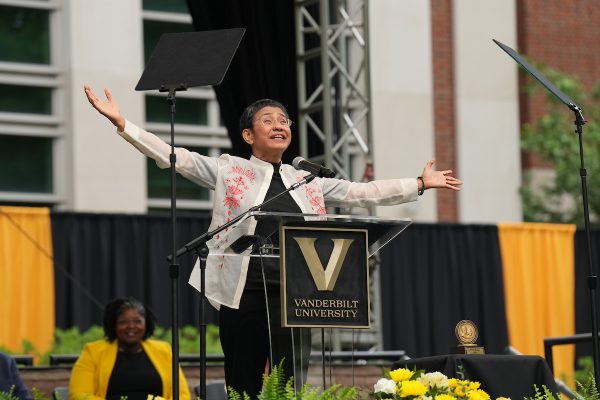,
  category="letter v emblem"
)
[293,237,354,291]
